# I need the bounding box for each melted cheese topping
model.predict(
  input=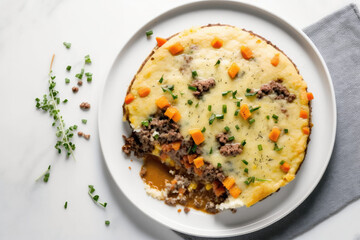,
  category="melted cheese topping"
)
[124,26,310,207]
